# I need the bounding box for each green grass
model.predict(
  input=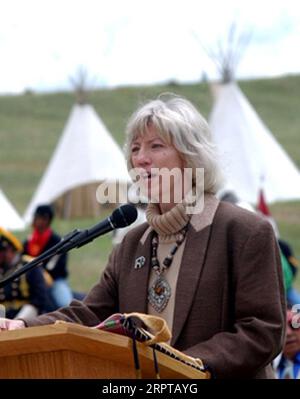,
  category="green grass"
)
[1,75,300,293]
